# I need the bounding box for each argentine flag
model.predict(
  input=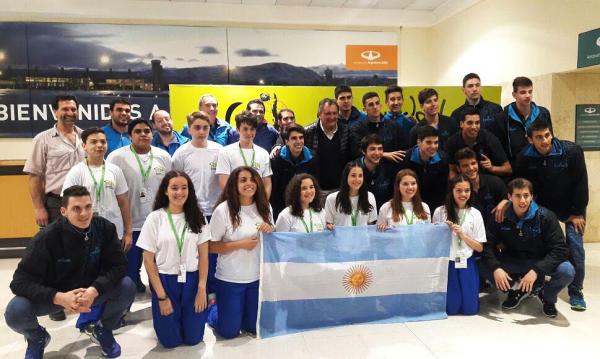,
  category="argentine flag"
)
[258,224,452,338]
